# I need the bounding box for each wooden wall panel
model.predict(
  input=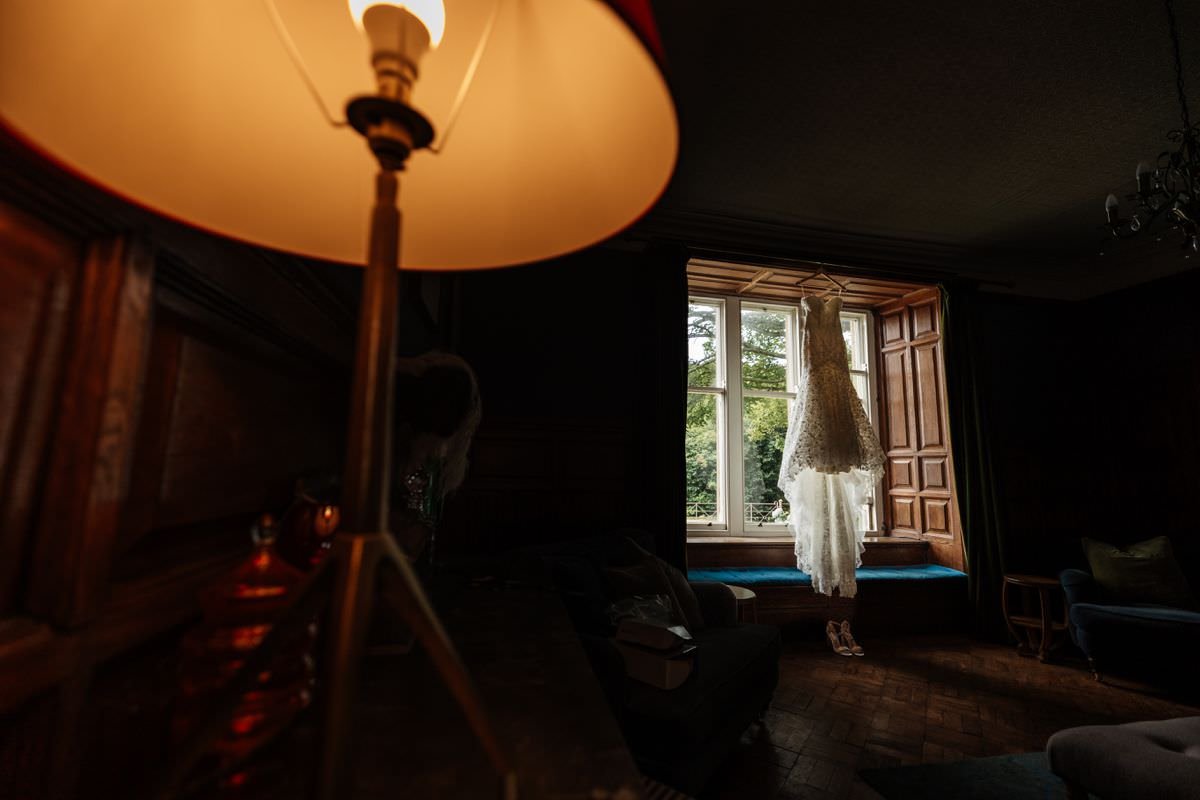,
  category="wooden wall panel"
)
[152,327,340,531]
[1,133,358,796]
[876,288,964,571]
[0,203,78,615]
[883,350,913,451]
[914,342,945,450]
[888,457,915,490]
[27,238,154,629]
